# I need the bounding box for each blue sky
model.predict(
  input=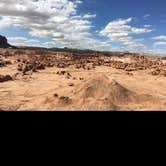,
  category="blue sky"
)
[0,0,166,54]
